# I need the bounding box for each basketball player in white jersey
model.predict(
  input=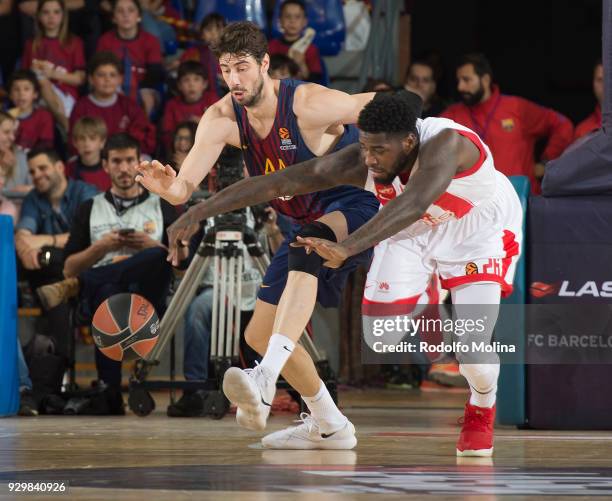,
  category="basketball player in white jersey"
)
[164,92,523,456]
